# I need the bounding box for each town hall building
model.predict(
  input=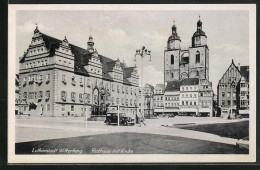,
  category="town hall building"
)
[17,26,139,118]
